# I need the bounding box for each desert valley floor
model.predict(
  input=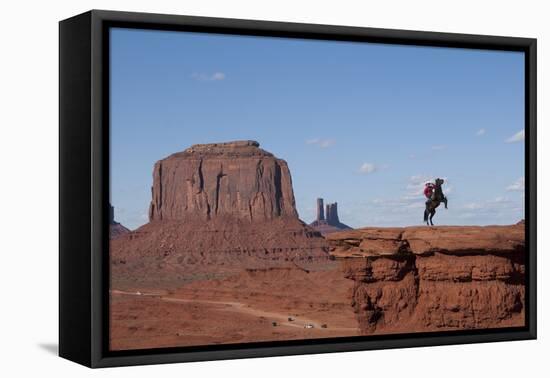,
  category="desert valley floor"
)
[110,261,358,350]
